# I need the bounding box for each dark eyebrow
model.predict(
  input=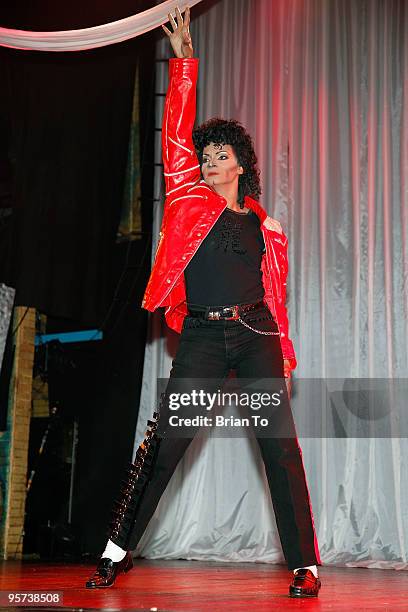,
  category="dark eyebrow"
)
[202,150,229,156]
